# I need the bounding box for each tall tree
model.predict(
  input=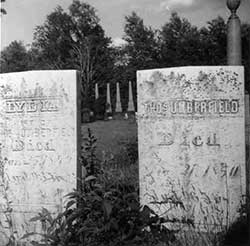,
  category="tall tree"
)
[68,0,113,107]
[160,12,201,67]
[121,11,160,109]
[199,16,227,65]
[32,0,114,108]
[0,41,29,73]
[123,12,160,80]
[33,6,74,69]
